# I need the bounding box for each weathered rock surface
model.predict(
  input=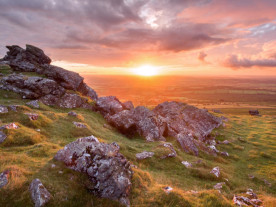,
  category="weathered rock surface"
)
[29,178,51,207]
[54,136,132,206]
[25,113,39,120]
[210,166,220,177]
[176,133,199,156]
[122,101,134,110]
[158,142,177,159]
[96,96,124,116]
[233,189,263,207]
[0,131,7,143]
[0,170,9,188]
[73,122,87,128]
[181,161,192,168]
[136,151,154,160]
[68,111,78,117]
[58,93,88,108]
[213,182,225,190]
[1,44,98,108]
